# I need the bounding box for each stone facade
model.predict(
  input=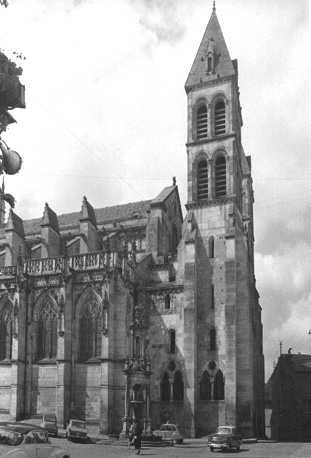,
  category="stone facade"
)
[0,7,264,438]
